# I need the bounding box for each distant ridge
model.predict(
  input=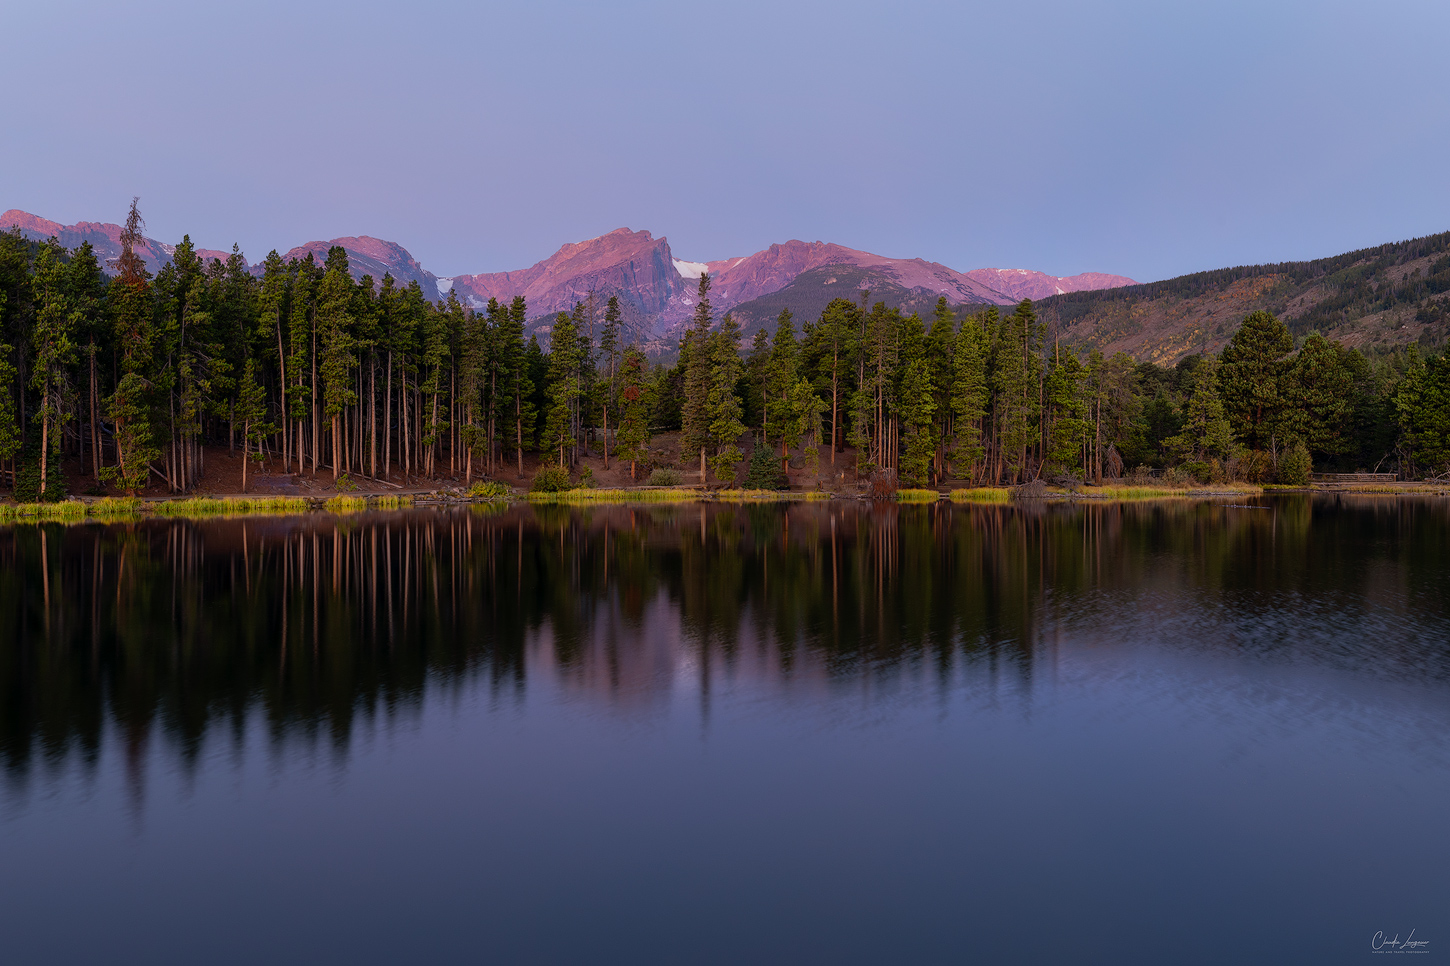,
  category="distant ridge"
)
[1,208,1136,342]
[1037,230,1450,364]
